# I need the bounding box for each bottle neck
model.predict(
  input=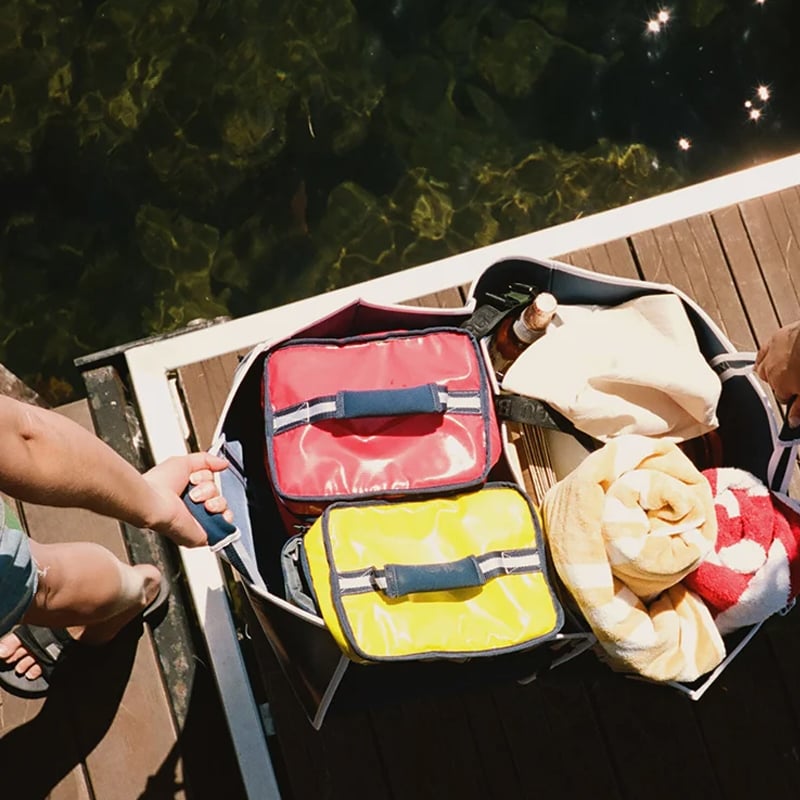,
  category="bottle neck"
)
[512,315,543,344]
[514,293,557,343]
